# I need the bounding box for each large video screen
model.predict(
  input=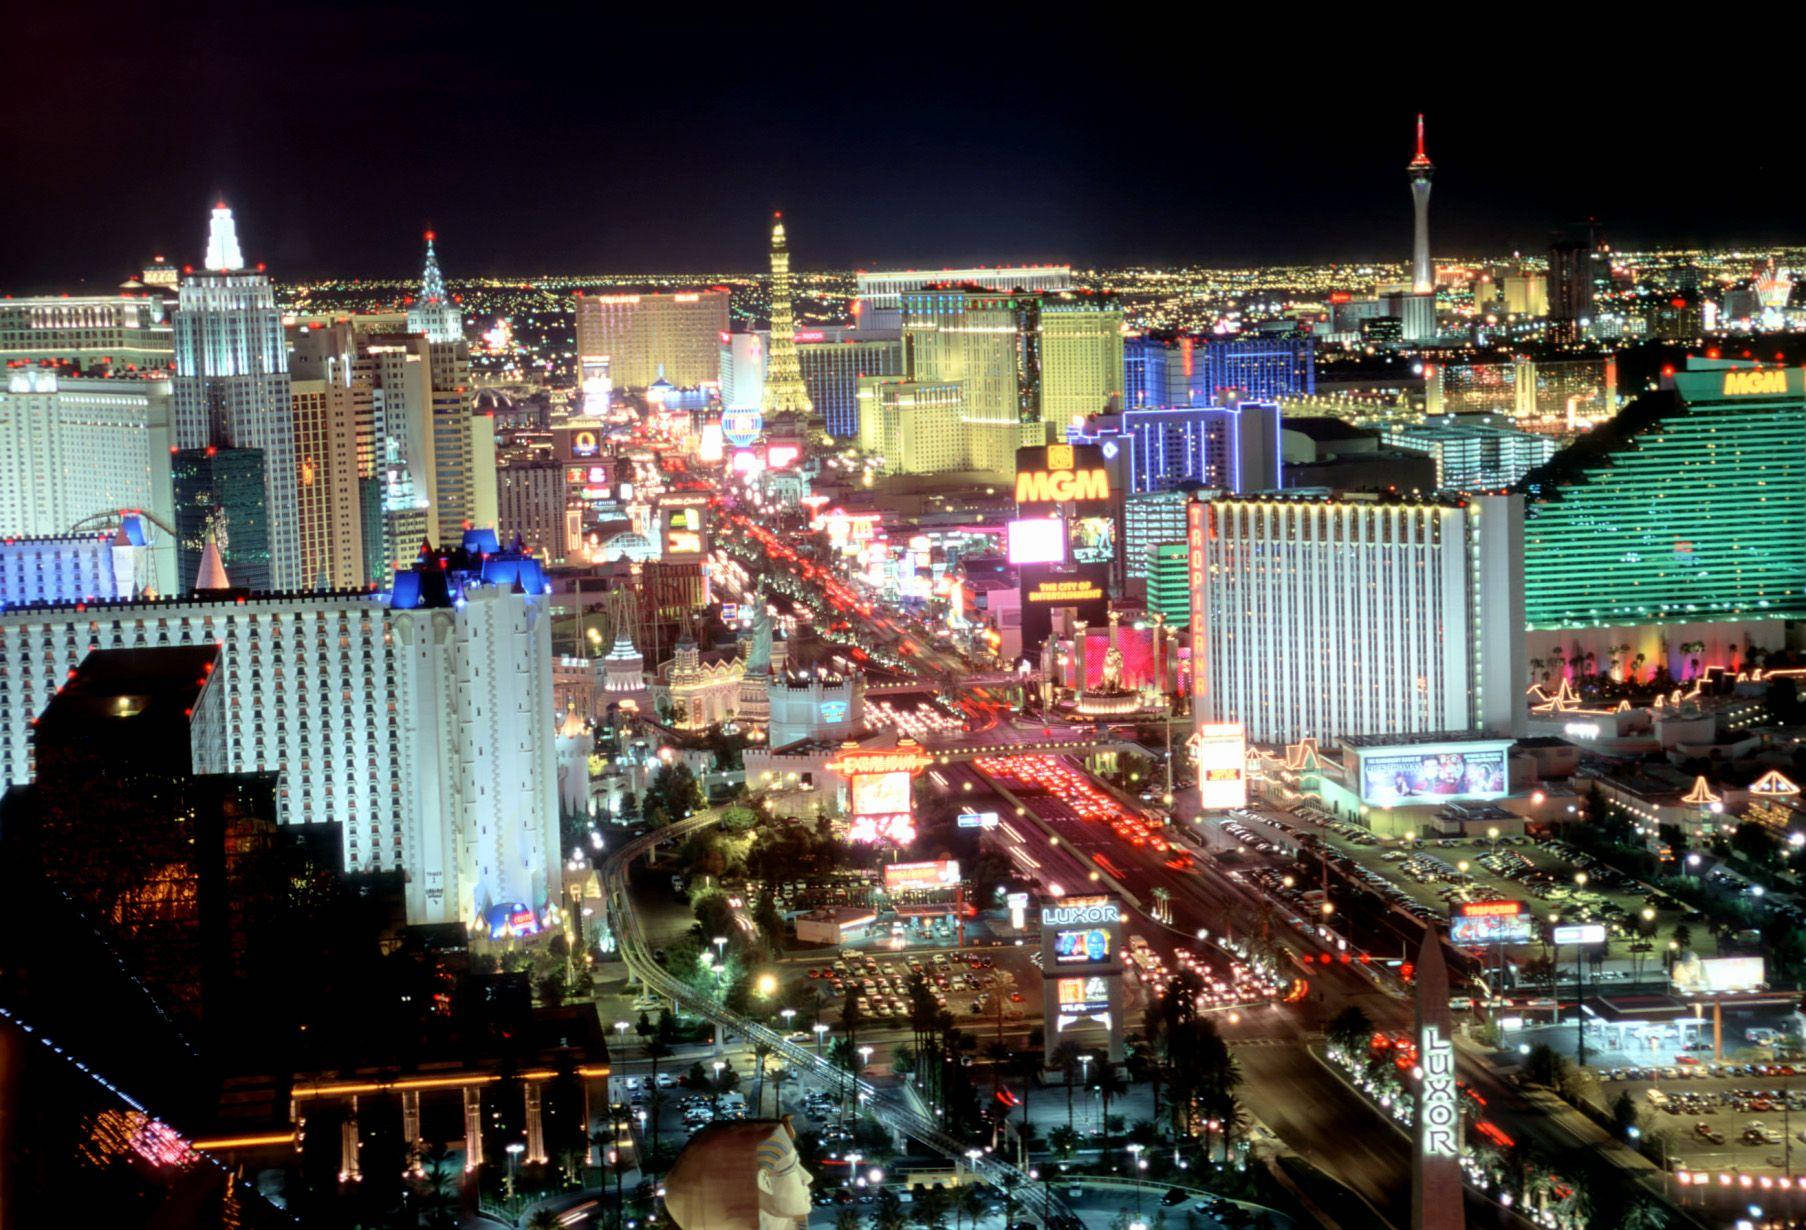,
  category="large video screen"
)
[1359,748,1507,806]
[1450,901,1532,946]
[851,771,911,818]
[1068,515,1116,565]
[1053,928,1114,963]
[1007,517,1065,566]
